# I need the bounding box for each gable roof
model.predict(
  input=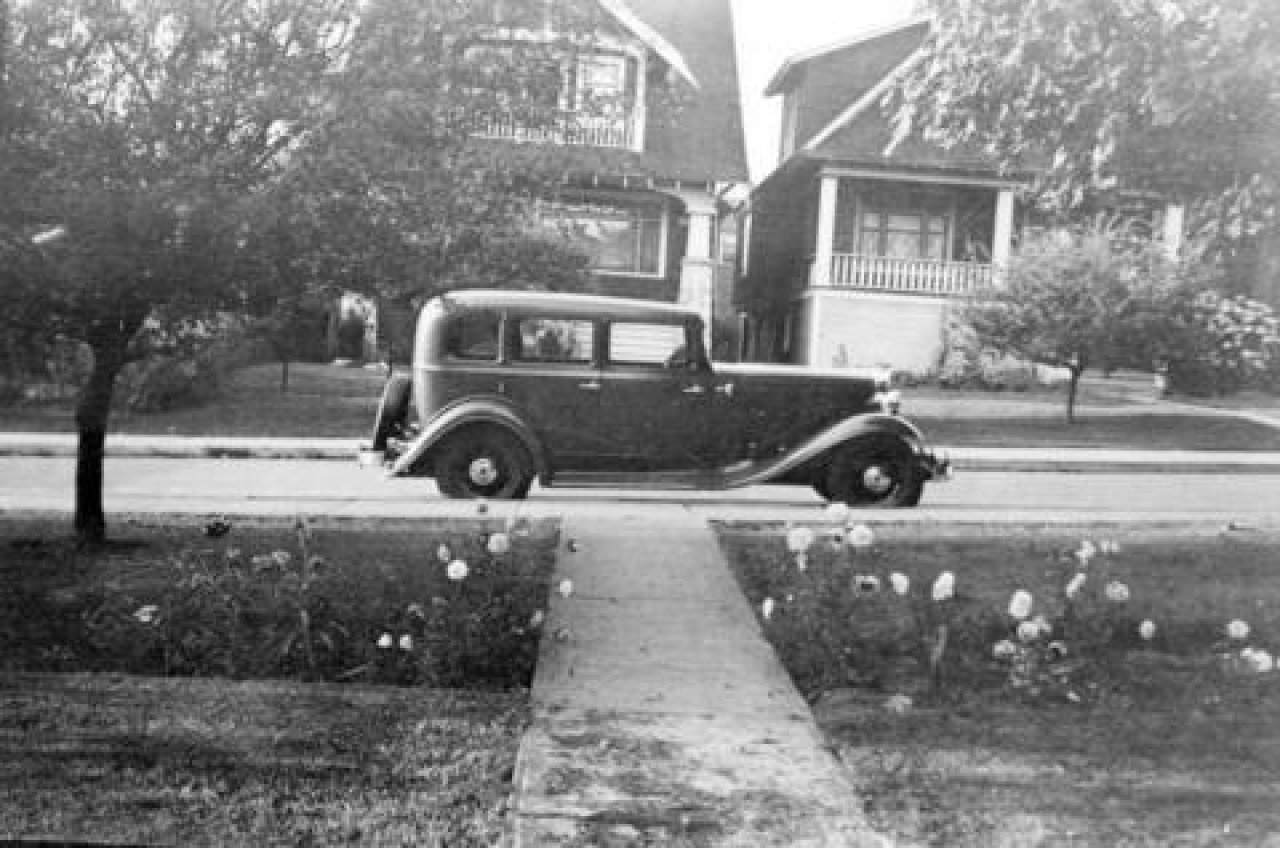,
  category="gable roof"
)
[765,17,1019,179]
[597,0,698,88]
[619,0,747,182]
